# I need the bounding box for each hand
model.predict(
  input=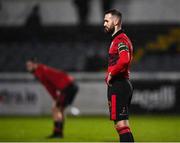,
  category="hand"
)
[107,72,112,86]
